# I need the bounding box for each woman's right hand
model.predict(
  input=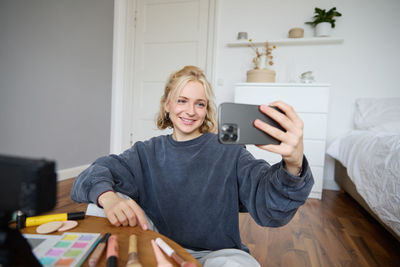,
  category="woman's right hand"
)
[98,191,148,230]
